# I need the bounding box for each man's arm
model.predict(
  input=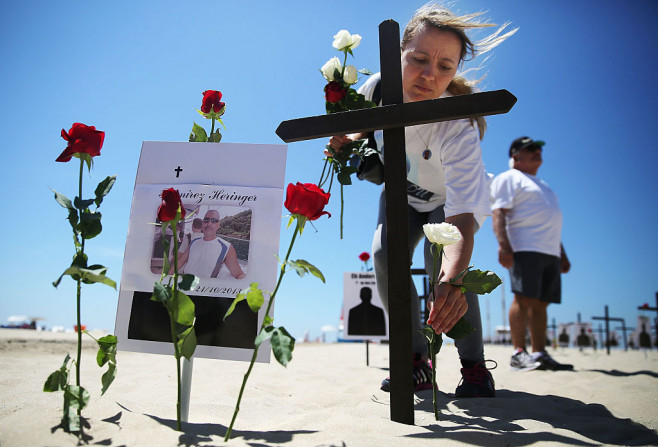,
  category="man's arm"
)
[221,245,246,279]
[492,208,514,268]
[560,244,570,273]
